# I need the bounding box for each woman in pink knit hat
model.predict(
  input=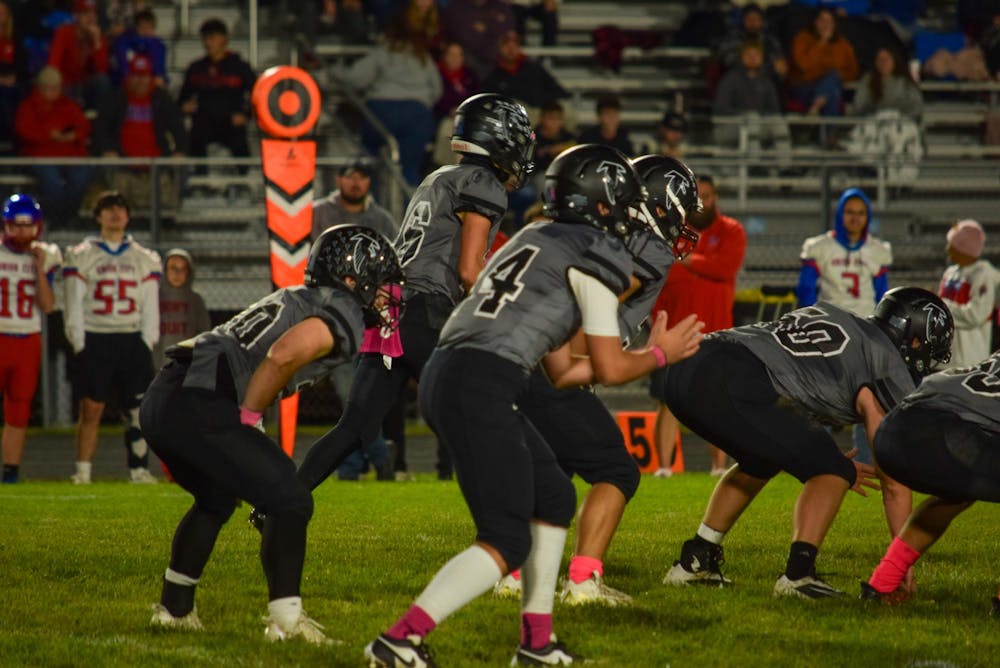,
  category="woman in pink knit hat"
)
[938,219,1000,367]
